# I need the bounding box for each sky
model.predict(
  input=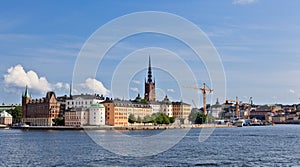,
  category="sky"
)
[1,0,300,106]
